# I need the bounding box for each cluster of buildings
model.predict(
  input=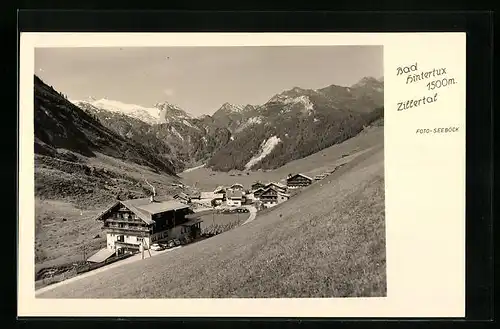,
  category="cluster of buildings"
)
[176,172,329,211]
